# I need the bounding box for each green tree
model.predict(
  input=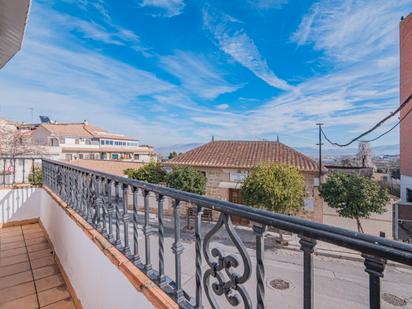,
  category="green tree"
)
[319,172,390,233]
[166,166,206,195]
[124,161,166,184]
[168,151,178,159]
[241,163,305,214]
